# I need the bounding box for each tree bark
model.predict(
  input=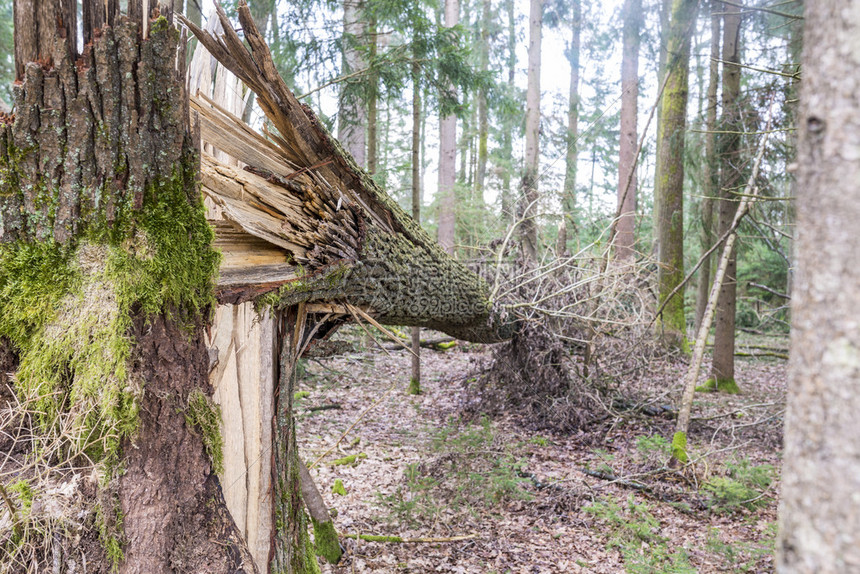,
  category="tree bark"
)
[436,0,459,254]
[499,0,516,224]
[708,0,742,393]
[339,0,367,168]
[519,0,543,263]
[557,0,581,255]
[654,0,698,350]
[776,0,860,570]
[2,3,255,572]
[475,0,490,202]
[410,57,422,394]
[694,3,721,333]
[614,0,640,260]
